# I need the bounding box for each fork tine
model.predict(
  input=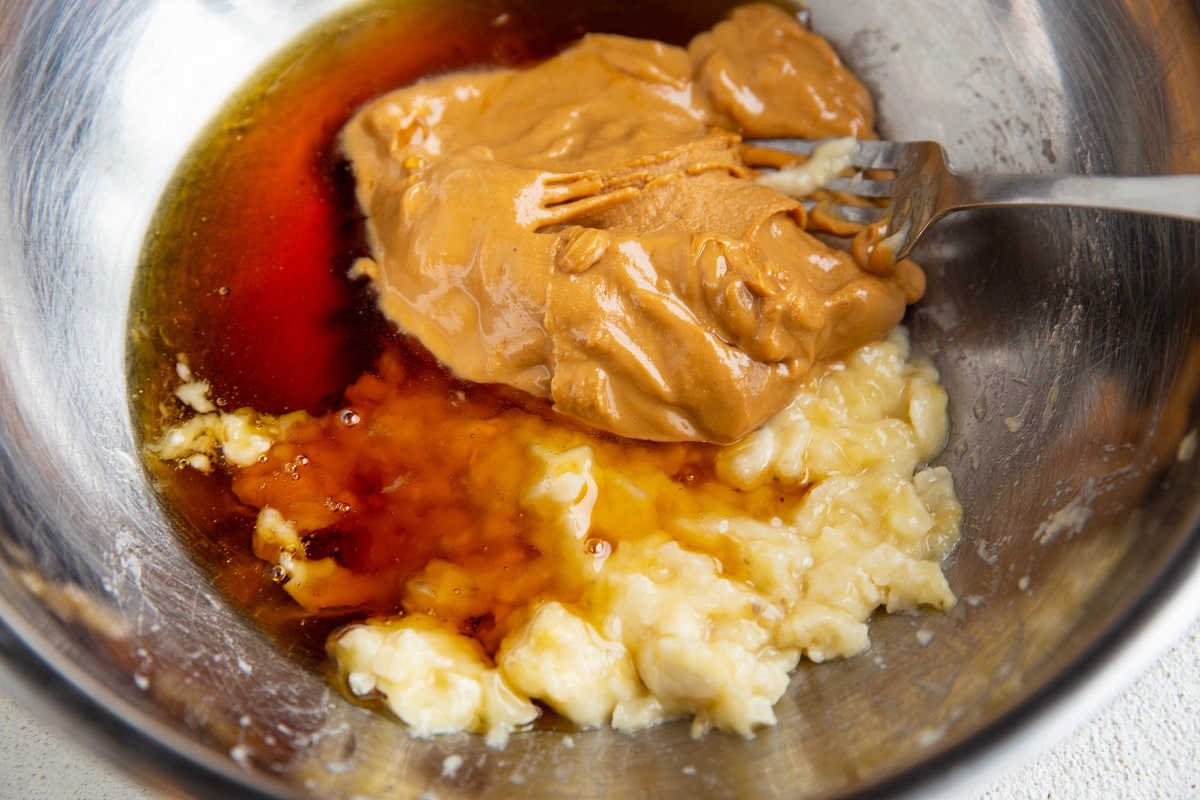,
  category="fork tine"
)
[823,176,892,199]
[845,139,907,171]
[802,200,887,226]
[746,137,822,157]
[747,137,906,171]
